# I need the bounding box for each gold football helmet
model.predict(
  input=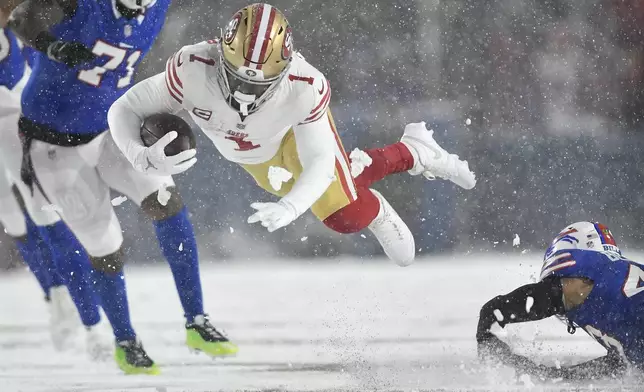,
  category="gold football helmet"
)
[216,3,294,114]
